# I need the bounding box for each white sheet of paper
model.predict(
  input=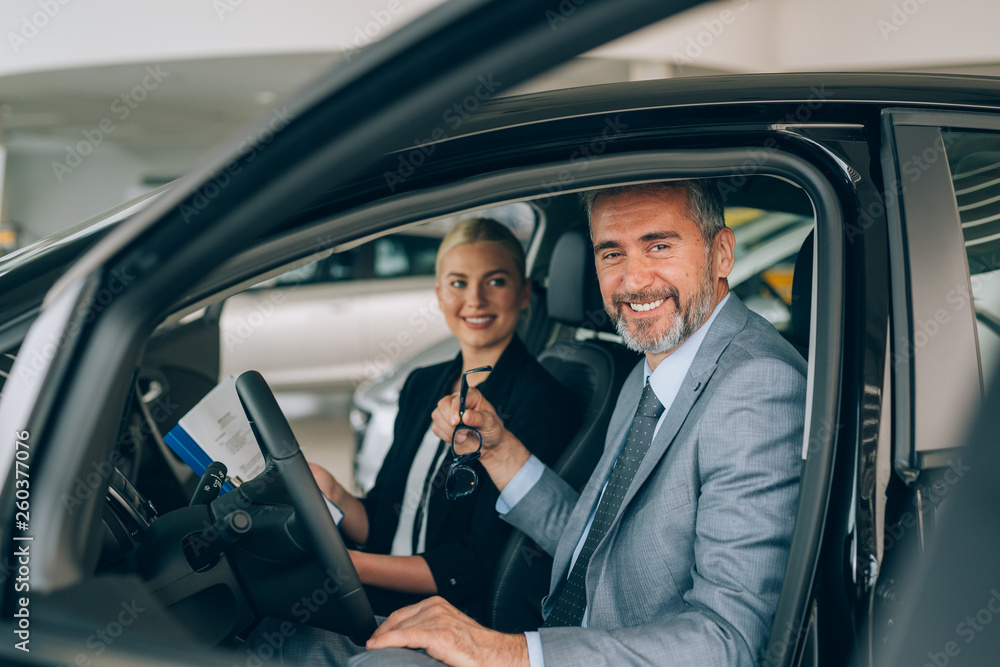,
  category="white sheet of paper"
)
[176,375,266,485]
